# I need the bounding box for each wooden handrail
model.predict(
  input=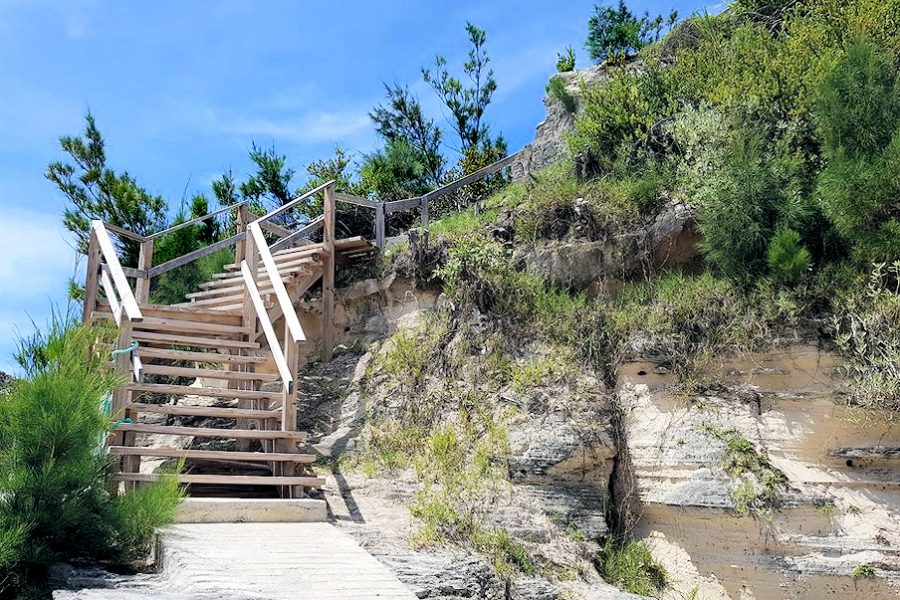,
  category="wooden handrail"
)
[91,221,143,323]
[101,222,147,242]
[253,180,333,225]
[268,215,324,253]
[145,201,250,241]
[334,192,379,209]
[147,231,246,278]
[240,262,294,388]
[248,223,305,343]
